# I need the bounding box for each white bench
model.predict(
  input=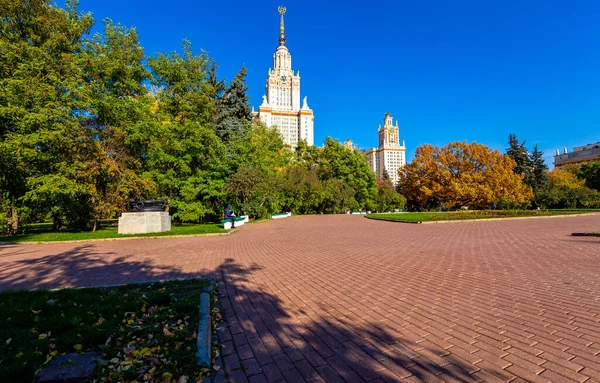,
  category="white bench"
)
[221,216,249,230]
[272,212,292,219]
